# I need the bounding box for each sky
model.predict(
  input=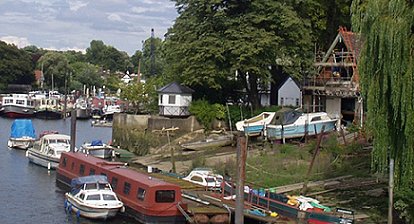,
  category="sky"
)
[0,0,178,56]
